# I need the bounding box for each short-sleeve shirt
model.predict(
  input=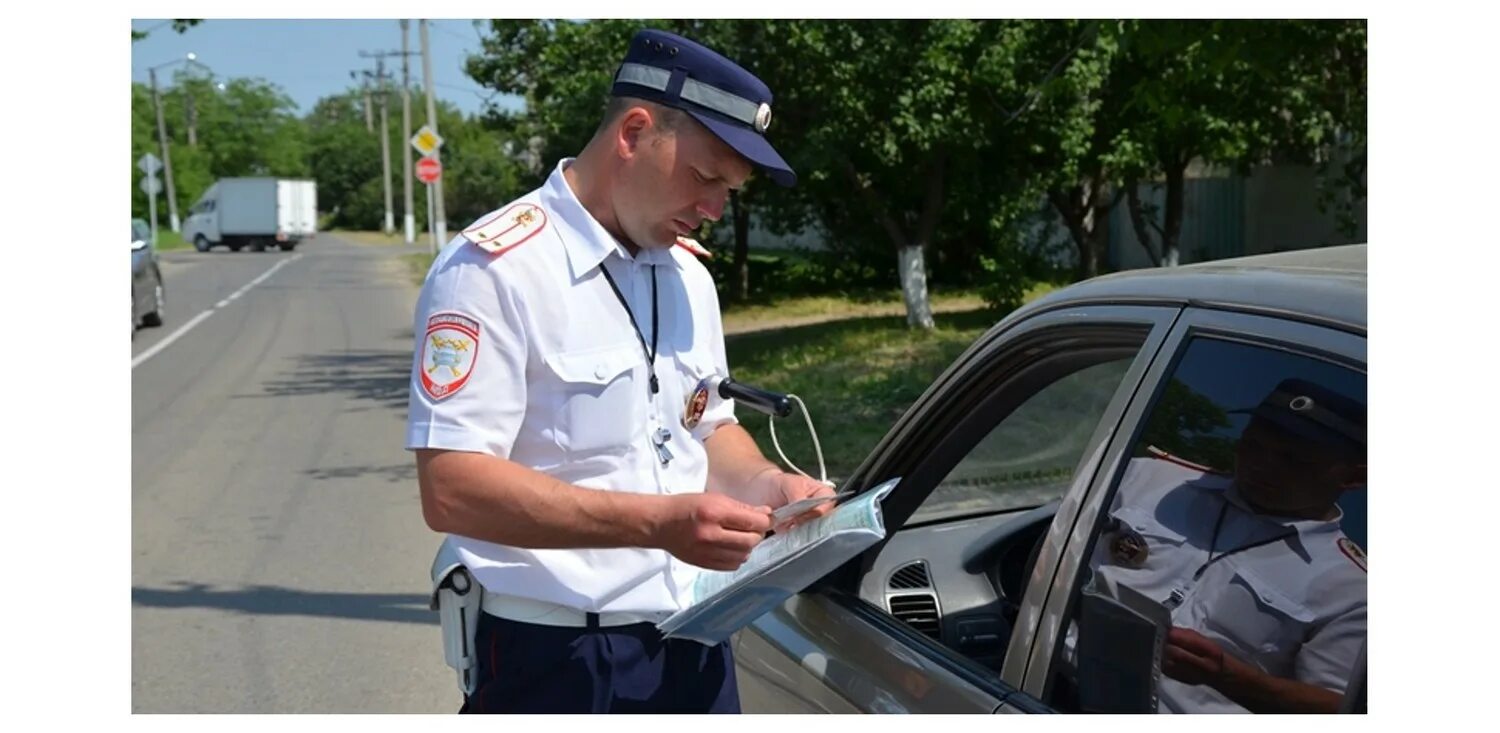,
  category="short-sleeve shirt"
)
[405,158,739,614]
[1088,456,1367,713]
